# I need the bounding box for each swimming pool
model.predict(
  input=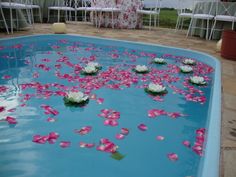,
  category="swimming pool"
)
[0,35,221,177]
